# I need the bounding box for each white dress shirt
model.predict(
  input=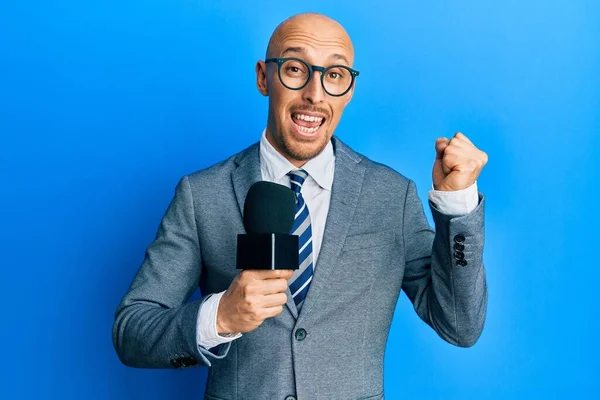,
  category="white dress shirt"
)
[196,130,479,350]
